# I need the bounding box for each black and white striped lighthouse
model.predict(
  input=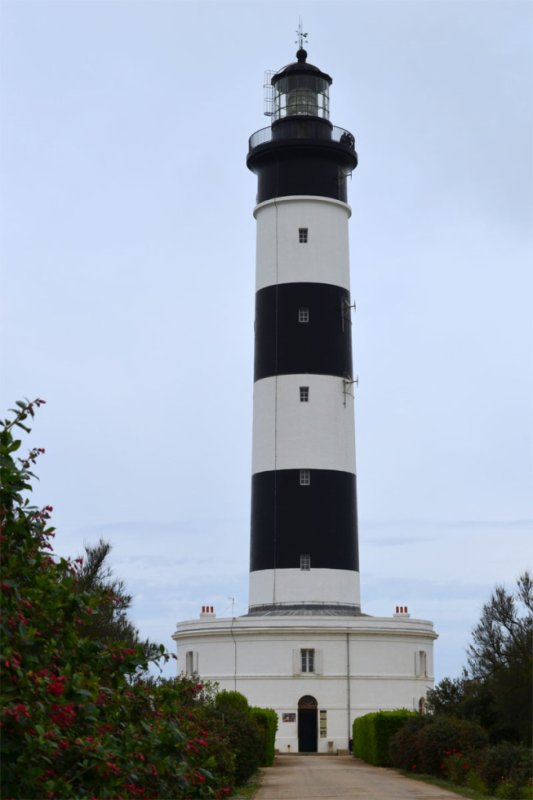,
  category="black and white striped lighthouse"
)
[247,46,360,615]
